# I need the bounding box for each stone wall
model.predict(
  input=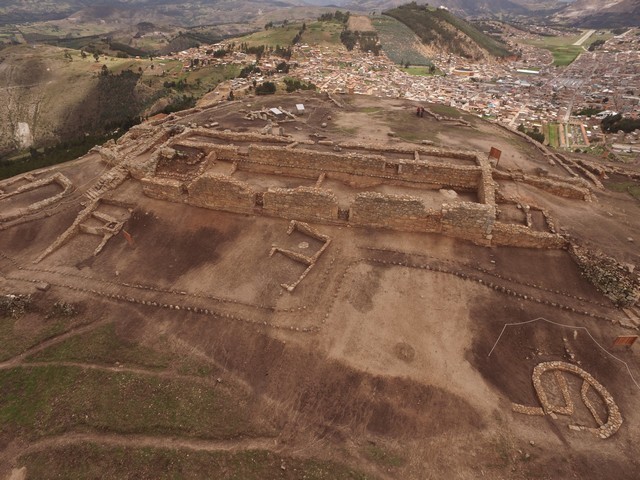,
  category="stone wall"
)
[190,128,294,144]
[338,141,478,162]
[187,173,256,214]
[494,170,591,201]
[441,202,495,245]
[141,178,185,203]
[241,145,483,191]
[350,192,442,233]
[0,173,74,223]
[491,222,567,249]
[248,145,389,177]
[522,175,591,201]
[569,245,639,306]
[396,161,481,189]
[263,187,339,222]
[477,157,497,206]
